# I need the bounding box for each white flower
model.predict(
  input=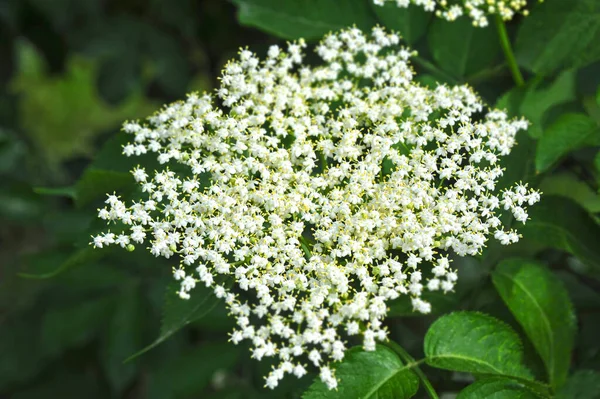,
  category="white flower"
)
[320,366,338,390]
[91,27,539,390]
[373,0,541,27]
